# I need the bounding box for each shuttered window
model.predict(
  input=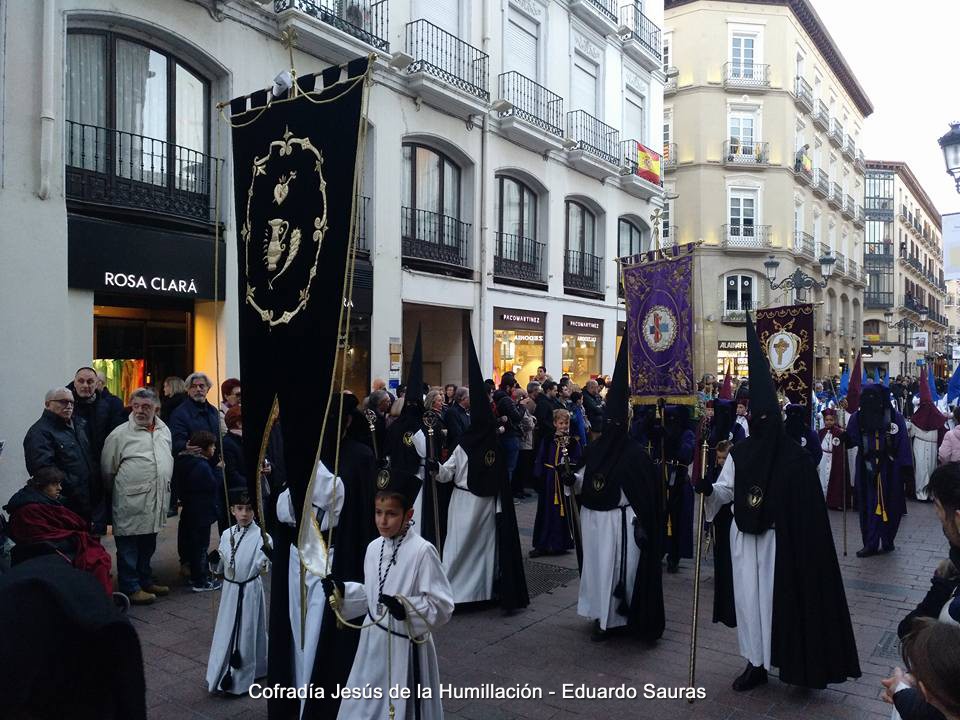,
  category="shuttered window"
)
[415,0,458,34]
[623,88,644,142]
[505,11,538,79]
[572,57,598,115]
